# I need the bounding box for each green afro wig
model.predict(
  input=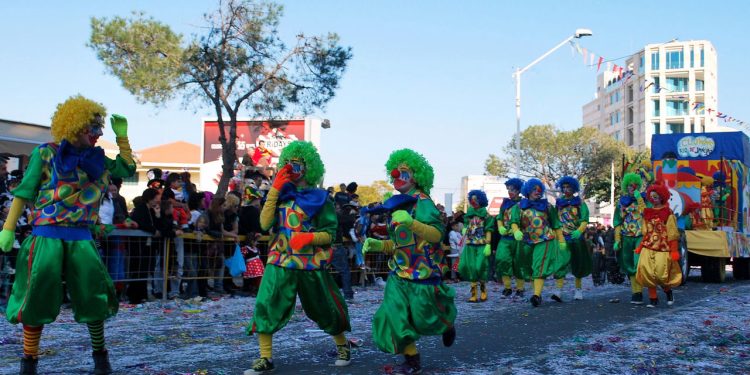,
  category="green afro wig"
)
[51,95,106,143]
[385,148,434,195]
[278,141,325,186]
[621,173,642,192]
